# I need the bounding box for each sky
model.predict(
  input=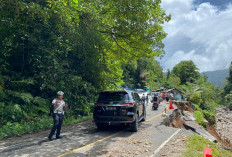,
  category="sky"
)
[159,0,232,72]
